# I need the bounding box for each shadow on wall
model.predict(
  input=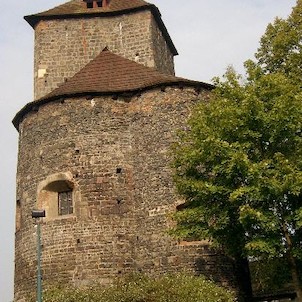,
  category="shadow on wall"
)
[195,255,237,288]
